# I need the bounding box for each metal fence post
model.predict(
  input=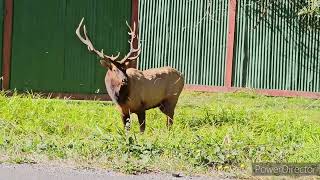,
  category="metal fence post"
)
[2,0,13,90]
[131,0,139,69]
[225,0,237,87]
